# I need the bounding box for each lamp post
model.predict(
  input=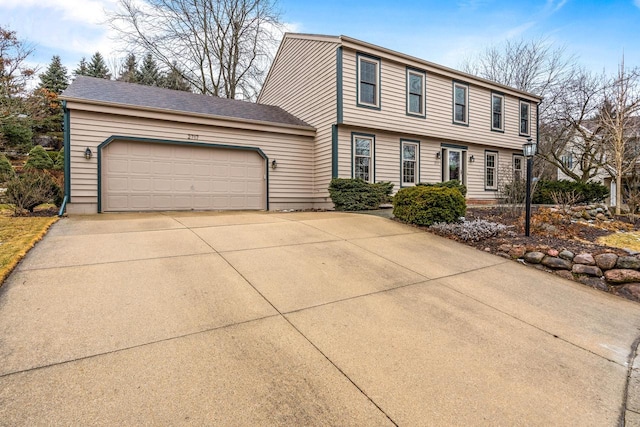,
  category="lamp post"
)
[523,138,537,237]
